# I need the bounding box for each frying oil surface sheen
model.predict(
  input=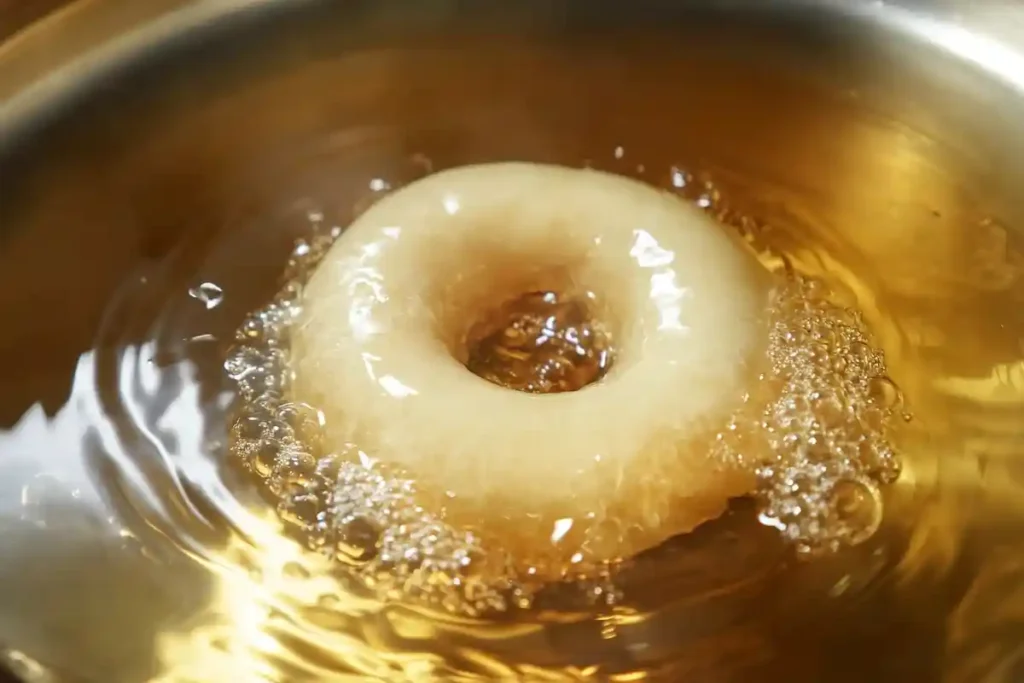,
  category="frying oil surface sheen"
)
[3,131,1024,683]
